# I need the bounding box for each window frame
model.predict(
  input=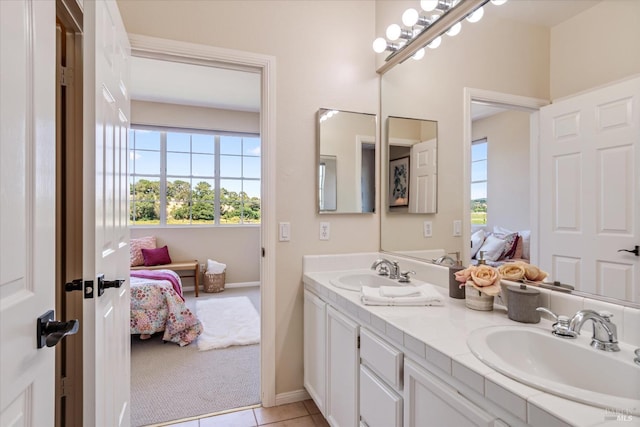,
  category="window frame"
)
[471,138,488,225]
[129,125,261,227]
